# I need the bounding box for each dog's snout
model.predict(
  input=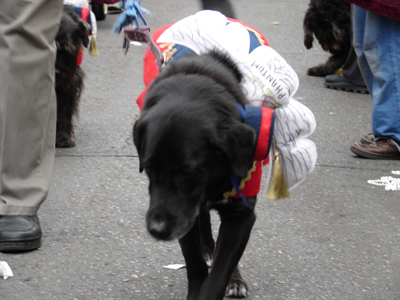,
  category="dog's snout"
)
[147,212,174,240]
[149,220,168,238]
